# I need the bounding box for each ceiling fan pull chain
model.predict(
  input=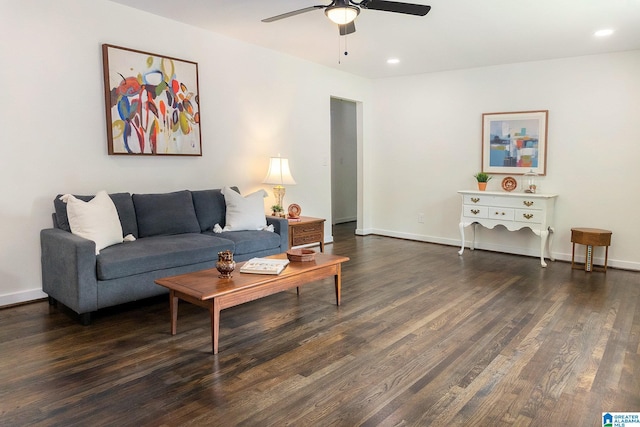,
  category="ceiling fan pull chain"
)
[338,33,349,64]
[344,33,349,57]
